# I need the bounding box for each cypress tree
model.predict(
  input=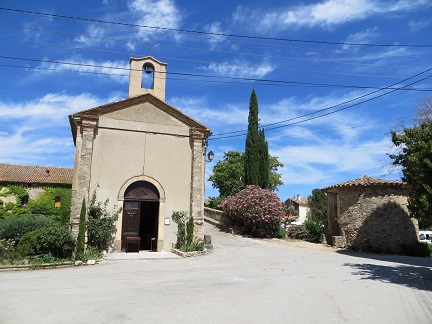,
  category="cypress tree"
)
[258,128,269,189]
[244,89,260,186]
